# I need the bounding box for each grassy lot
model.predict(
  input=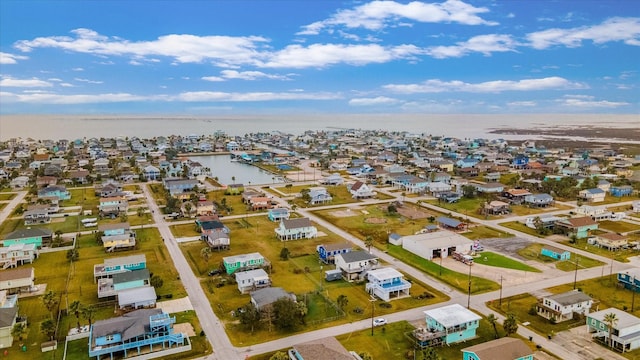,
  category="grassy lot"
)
[0,226,186,359]
[475,252,541,272]
[387,245,499,294]
[206,190,251,216]
[170,223,201,237]
[499,221,544,238]
[0,192,16,201]
[517,243,604,271]
[179,215,449,346]
[313,204,442,247]
[290,185,360,208]
[463,225,512,240]
[426,197,484,218]
[148,183,167,206]
[59,188,99,210]
[250,317,536,360]
[598,220,640,234]
[0,203,6,211]
[599,194,640,206]
[122,184,140,192]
